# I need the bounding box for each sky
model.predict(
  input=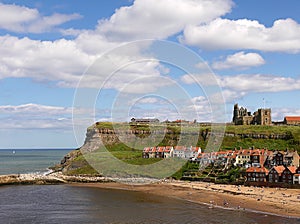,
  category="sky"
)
[0,0,300,149]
